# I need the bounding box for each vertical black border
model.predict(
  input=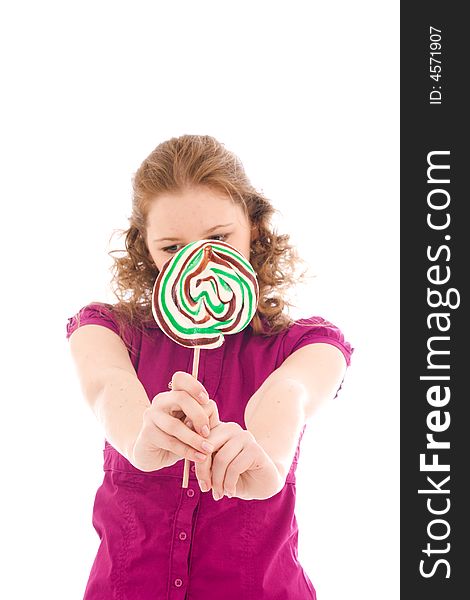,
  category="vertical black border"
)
[401,3,467,598]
